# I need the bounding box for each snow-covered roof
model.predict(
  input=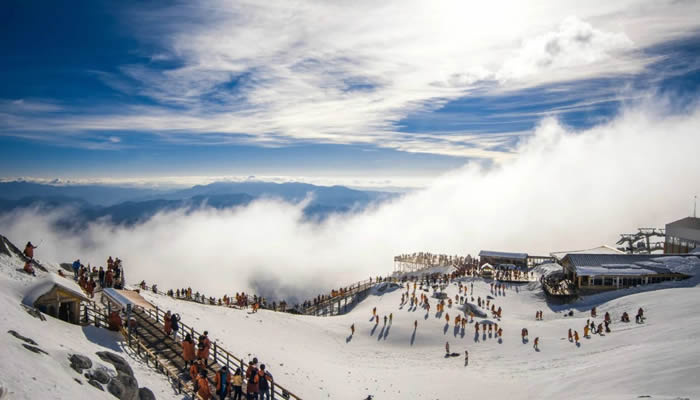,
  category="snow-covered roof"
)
[576,265,662,277]
[532,262,563,276]
[101,288,134,309]
[573,256,700,277]
[22,274,89,306]
[480,263,494,270]
[550,245,623,261]
[479,250,528,260]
